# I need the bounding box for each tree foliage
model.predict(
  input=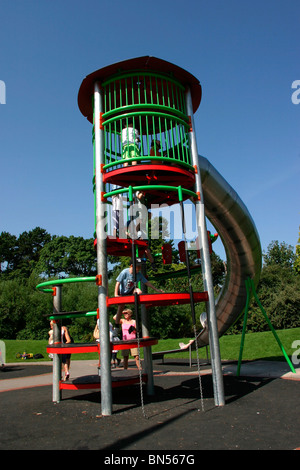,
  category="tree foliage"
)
[0,274,52,339]
[0,226,298,340]
[0,228,98,339]
[294,227,300,275]
[263,240,296,269]
[0,227,51,278]
[230,240,300,334]
[36,235,97,277]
